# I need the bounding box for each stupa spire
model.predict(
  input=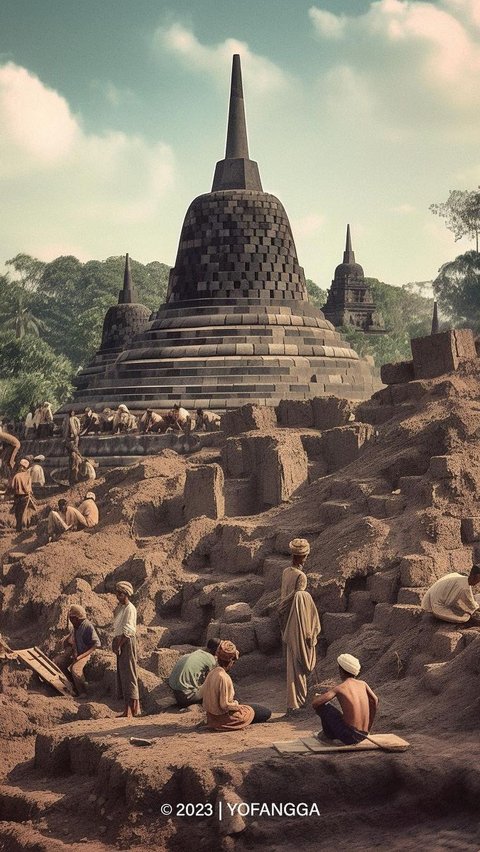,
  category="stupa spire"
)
[343,224,355,264]
[431,300,439,334]
[118,253,135,304]
[211,54,263,192]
